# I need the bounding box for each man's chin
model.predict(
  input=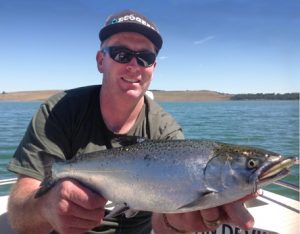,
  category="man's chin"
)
[123,89,145,100]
